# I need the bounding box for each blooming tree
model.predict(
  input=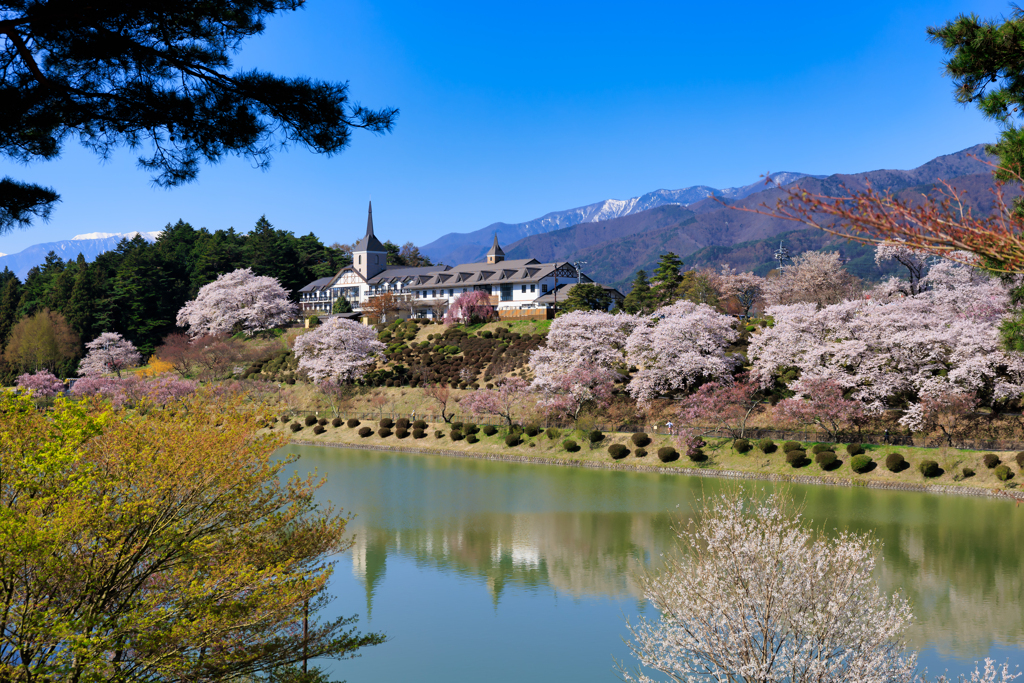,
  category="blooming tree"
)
[16,370,64,398]
[898,392,981,447]
[625,301,739,405]
[293,317,384,384]
[176,268,297,337]
[676,377,765,439]
[875,242,929,296]
[776,378,868,441]
[458,376,531,427]
[717,266,765,318]
[78,332,142,378]
[621,492,917,683]
[443,290,495,326]
[529,310,639,390]
[748,258,1024,416]
[70,376,197,408]
[538,362,618,426]
[762,251,862,308]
